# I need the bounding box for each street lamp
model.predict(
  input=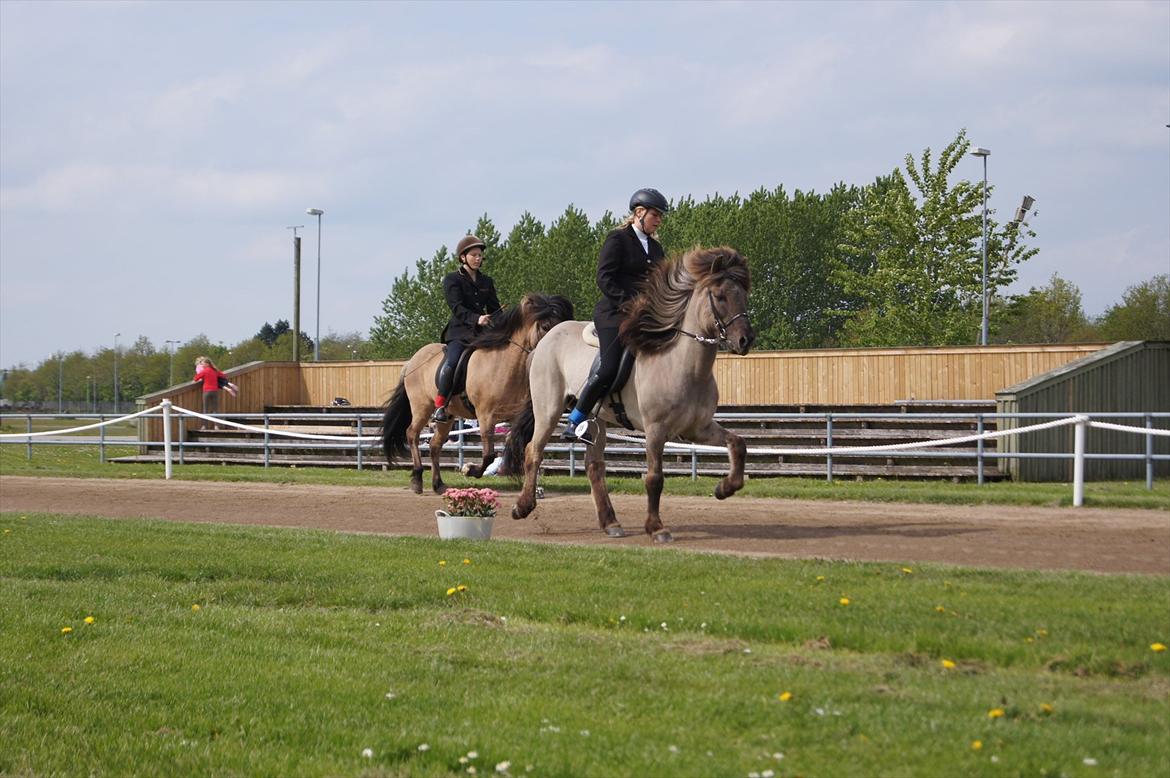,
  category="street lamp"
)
[113,332,121,414]
[970,147,991,346]
[306,207,324,361]
[165,339,180,386]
